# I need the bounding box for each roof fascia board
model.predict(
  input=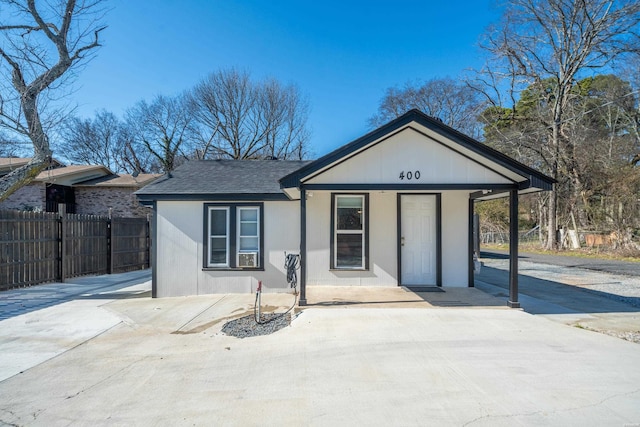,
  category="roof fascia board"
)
[280,109,555,190]
[301,183,519,191]
[410,120,554,186]
[136,193,291,202]
[279,113,416,188]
